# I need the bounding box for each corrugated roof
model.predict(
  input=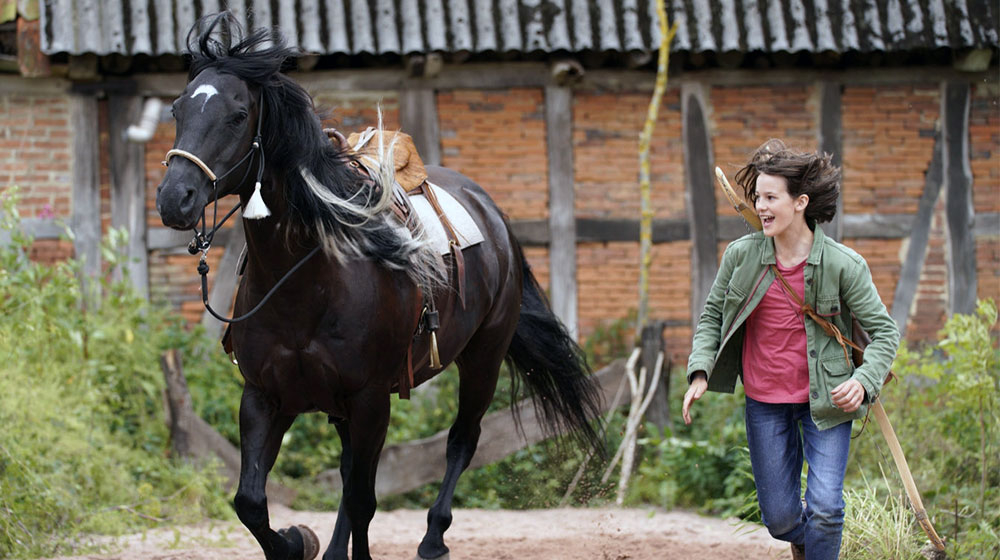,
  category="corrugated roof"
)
[40,0,999,58]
